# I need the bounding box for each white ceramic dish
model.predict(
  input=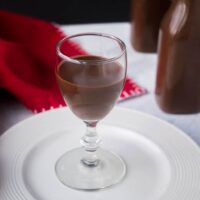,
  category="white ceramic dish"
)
[0,107,200,200]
